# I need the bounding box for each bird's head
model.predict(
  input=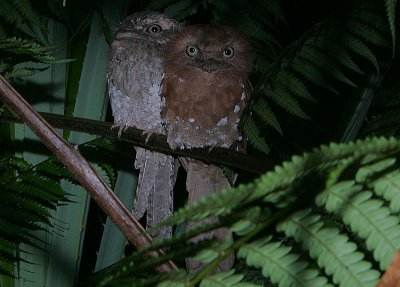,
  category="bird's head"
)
[165,24,252,76]
[114,12,182,44]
